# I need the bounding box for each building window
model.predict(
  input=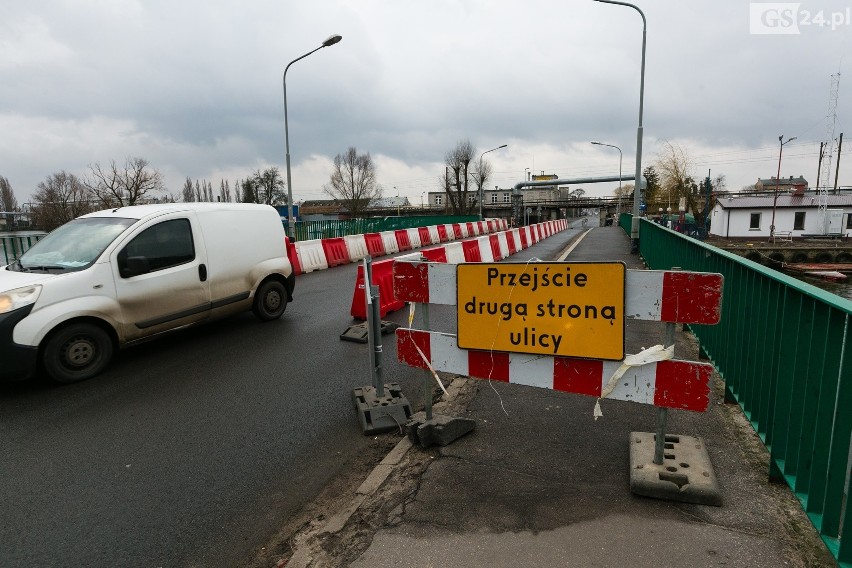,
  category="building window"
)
[435,195,443,206]
[794,211,806,231]
[491,193,498,203]
[468,194,477,205]
[749,213,761,230]
[502,193,511,203]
